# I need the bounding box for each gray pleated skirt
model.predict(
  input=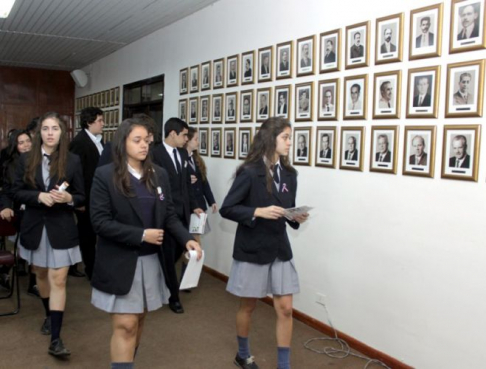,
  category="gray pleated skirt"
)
[19,227,82,269]
[91,253,170,314]
[226,258,300,298]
